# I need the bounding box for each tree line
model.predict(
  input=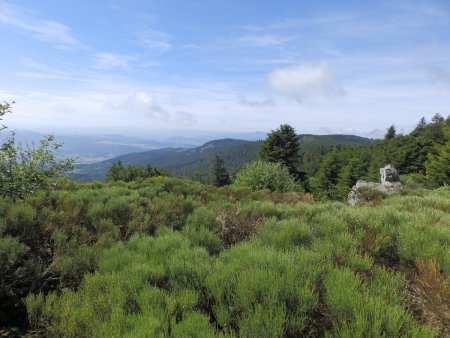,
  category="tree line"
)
[207,115,449,199]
